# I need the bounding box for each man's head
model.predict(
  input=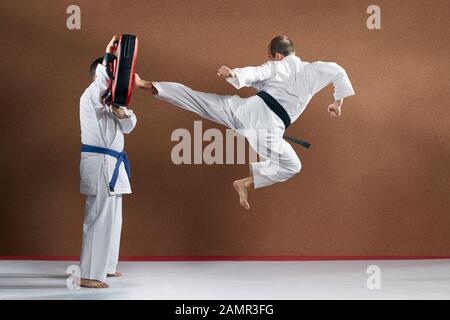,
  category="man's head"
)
[90,57,104,80]
[267,36,295,61]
